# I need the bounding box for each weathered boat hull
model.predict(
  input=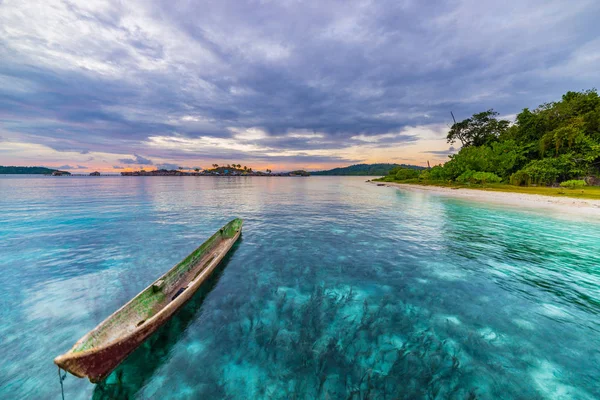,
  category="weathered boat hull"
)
[54,219,242,383]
